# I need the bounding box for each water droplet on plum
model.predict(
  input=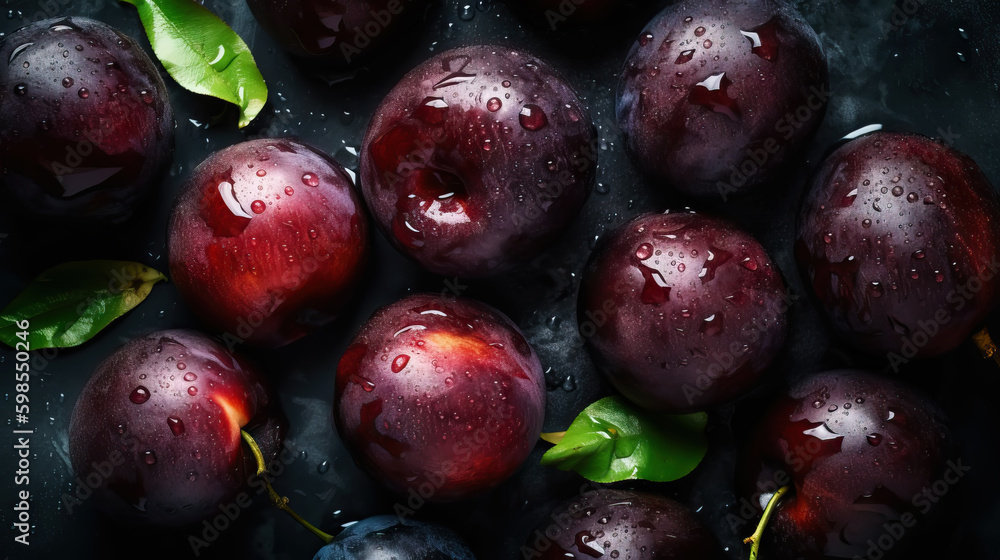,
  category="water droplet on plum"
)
[130,386,150,404]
